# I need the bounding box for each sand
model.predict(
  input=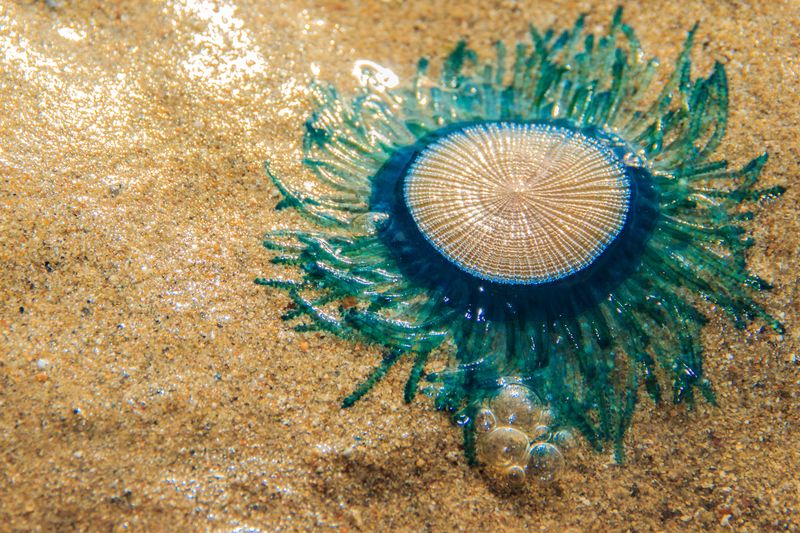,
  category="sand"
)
[1,0,798,530]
